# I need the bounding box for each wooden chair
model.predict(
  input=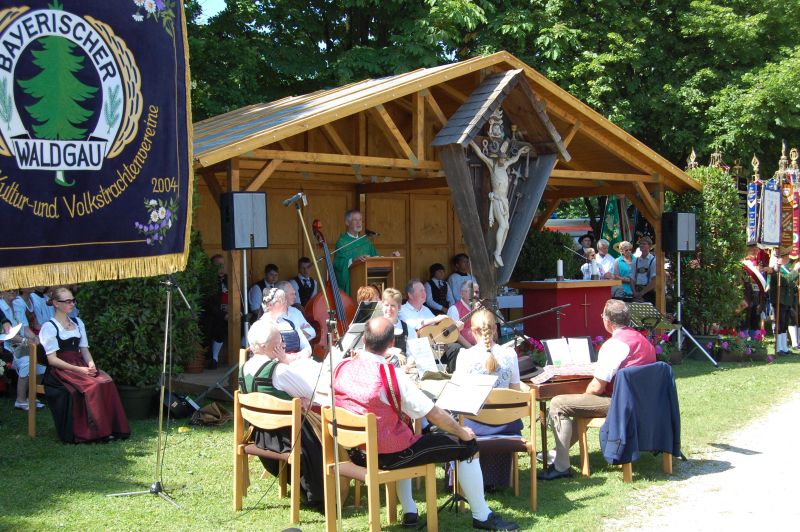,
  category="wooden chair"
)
[321,406,439,532]
[233,349,303,524]
[27,342,45,437]
[576,363,677,482]
[576,417,673,482]
[460,388,538,512]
